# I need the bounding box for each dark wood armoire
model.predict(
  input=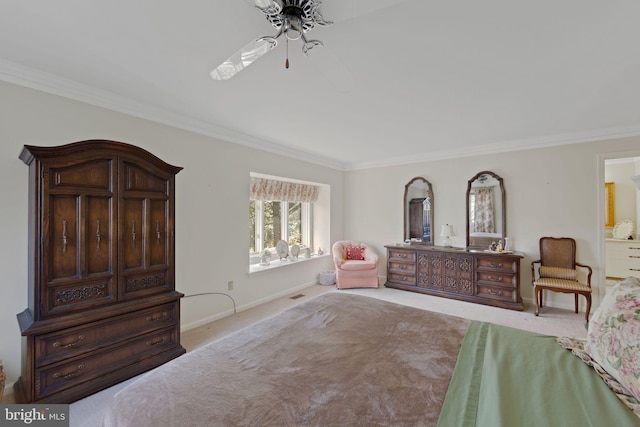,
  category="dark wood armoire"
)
[15,140,186,403]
